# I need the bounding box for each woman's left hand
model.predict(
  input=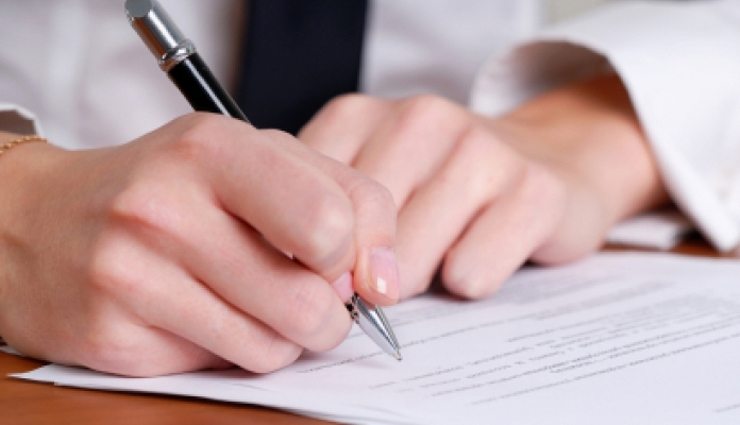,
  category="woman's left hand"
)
[299,75,668,299]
